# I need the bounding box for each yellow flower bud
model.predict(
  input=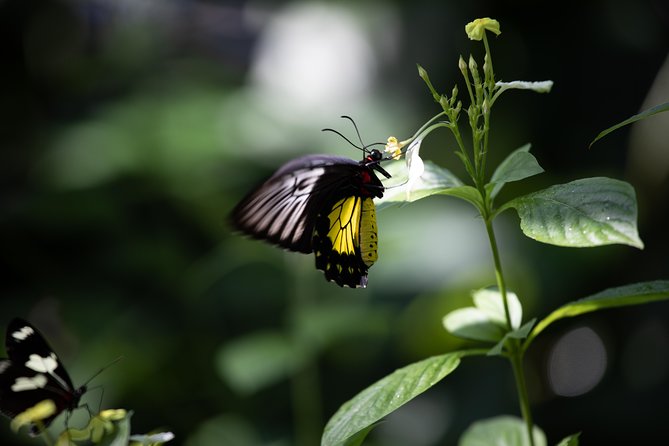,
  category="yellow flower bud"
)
[465,18,501,41]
